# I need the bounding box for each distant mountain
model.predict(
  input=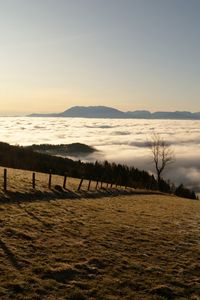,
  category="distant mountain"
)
[29,106,125,118]
[60,106,125,118]
[126,110,152,118]
[28,106,200,120]
[151,111,200,119]
[126,110,200,119]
